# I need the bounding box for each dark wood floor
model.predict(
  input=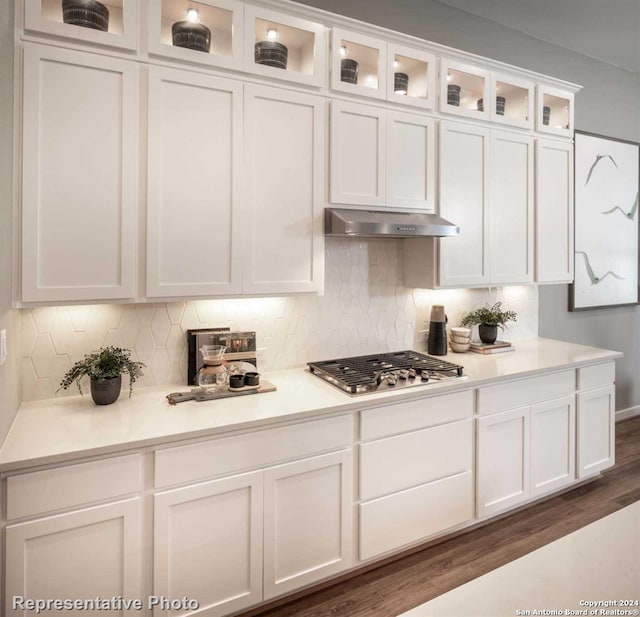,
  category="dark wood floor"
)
[239,416,640,617]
